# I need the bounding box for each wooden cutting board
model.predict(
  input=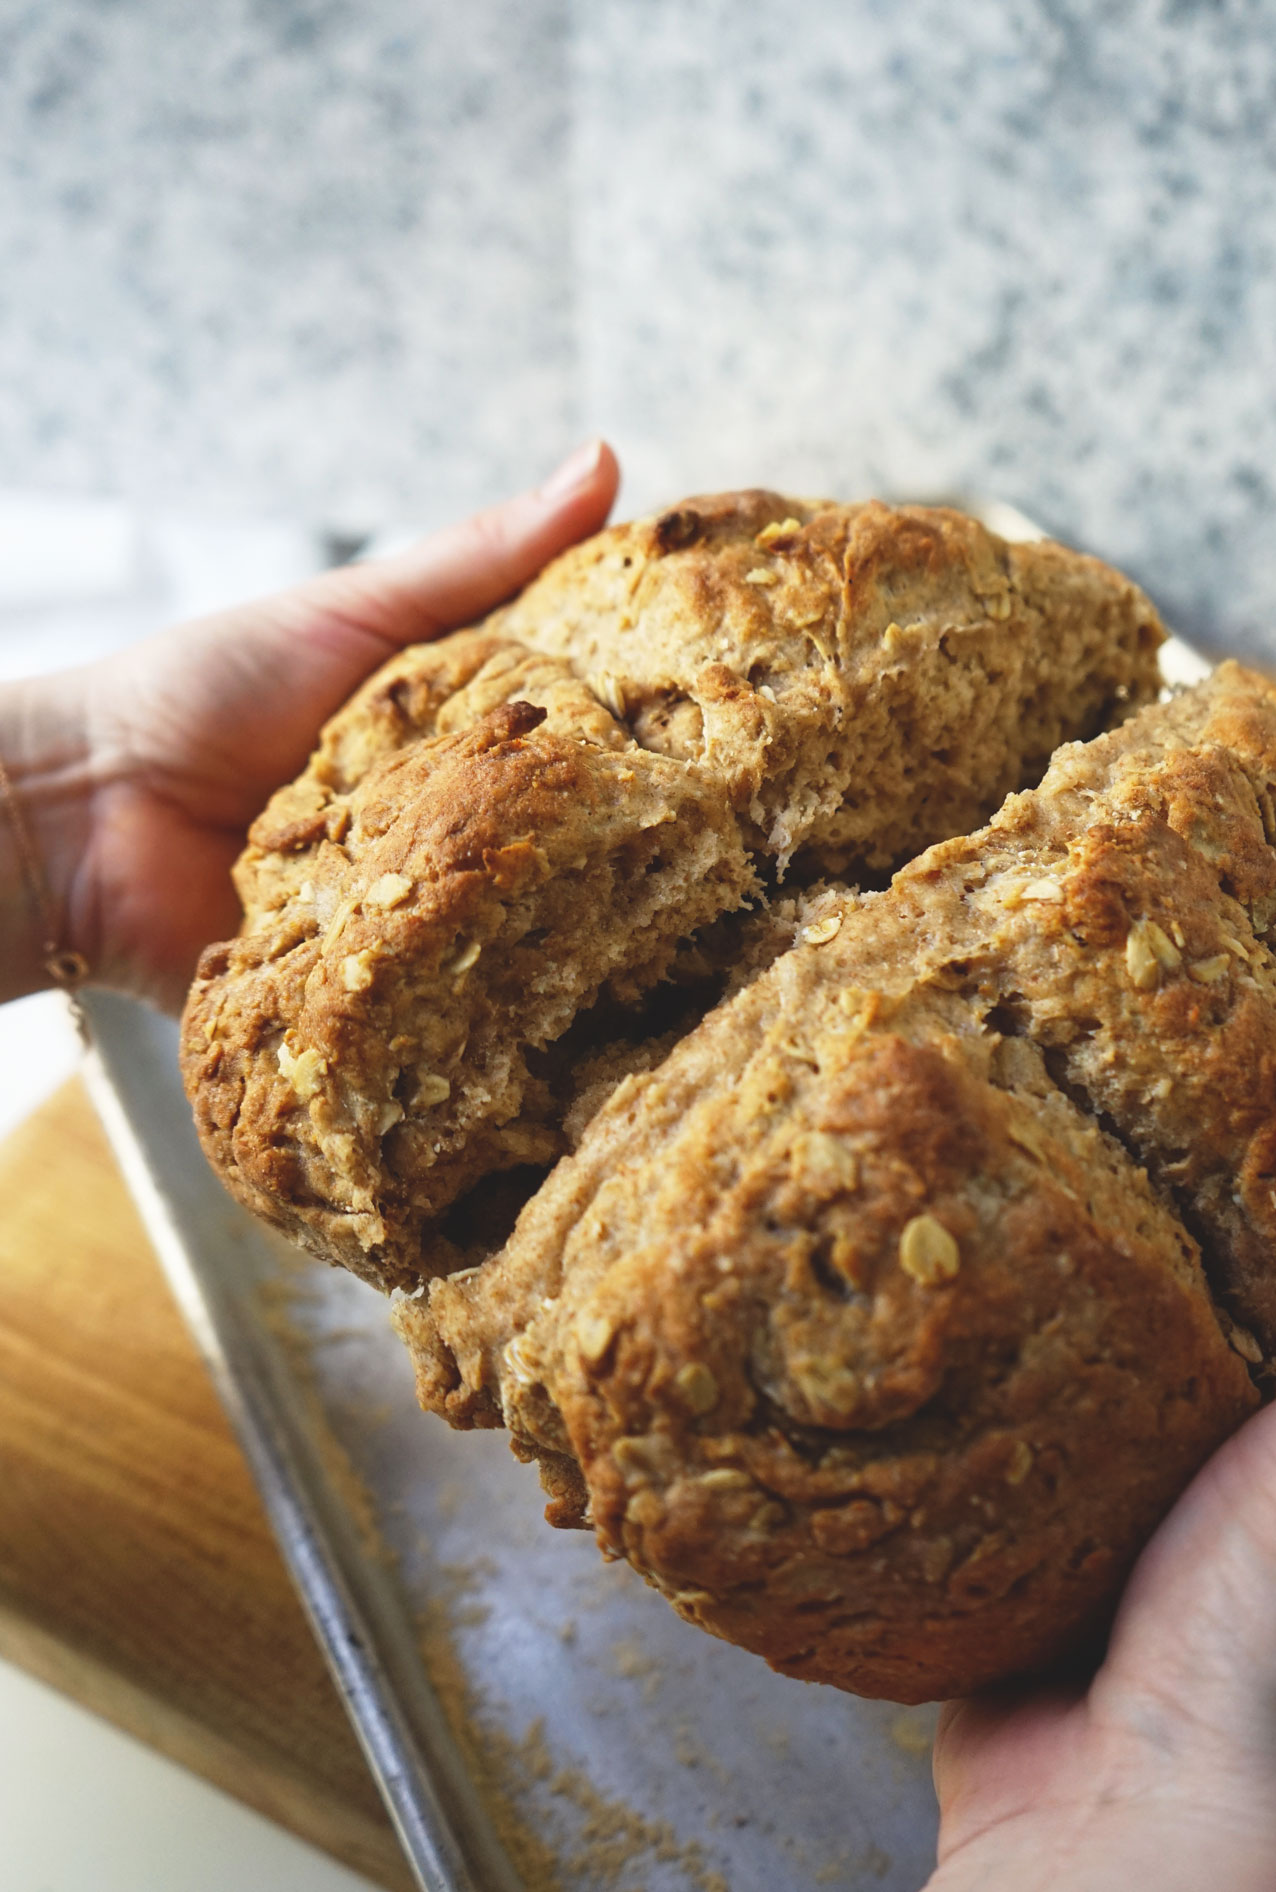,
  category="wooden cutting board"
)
[0,1076,413,1892]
